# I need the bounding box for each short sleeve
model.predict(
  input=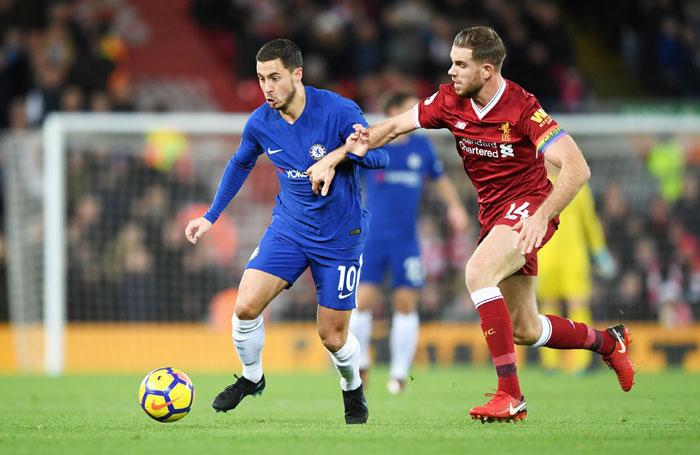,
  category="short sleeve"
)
[415,85,450,130]
[519,96,566,154]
